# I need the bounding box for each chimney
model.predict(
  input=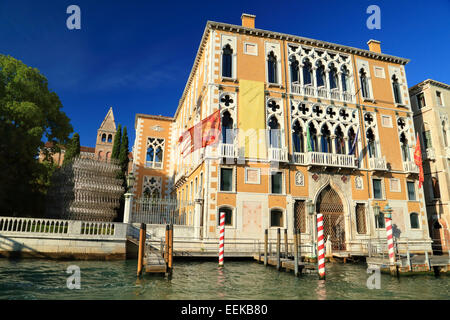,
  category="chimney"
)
[241,13,255,28]
[367,39,381,53]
